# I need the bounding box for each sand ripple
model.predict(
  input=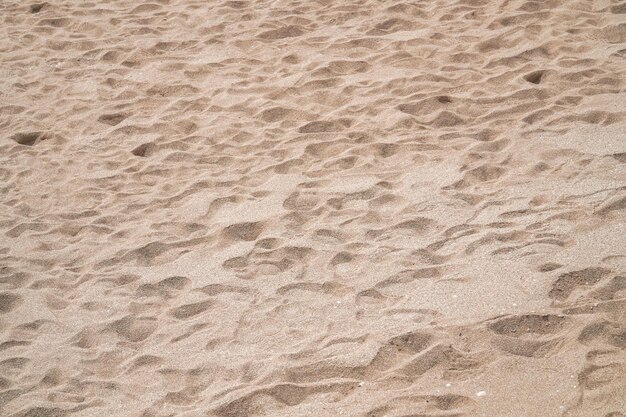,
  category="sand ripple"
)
[1,0,625,416]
